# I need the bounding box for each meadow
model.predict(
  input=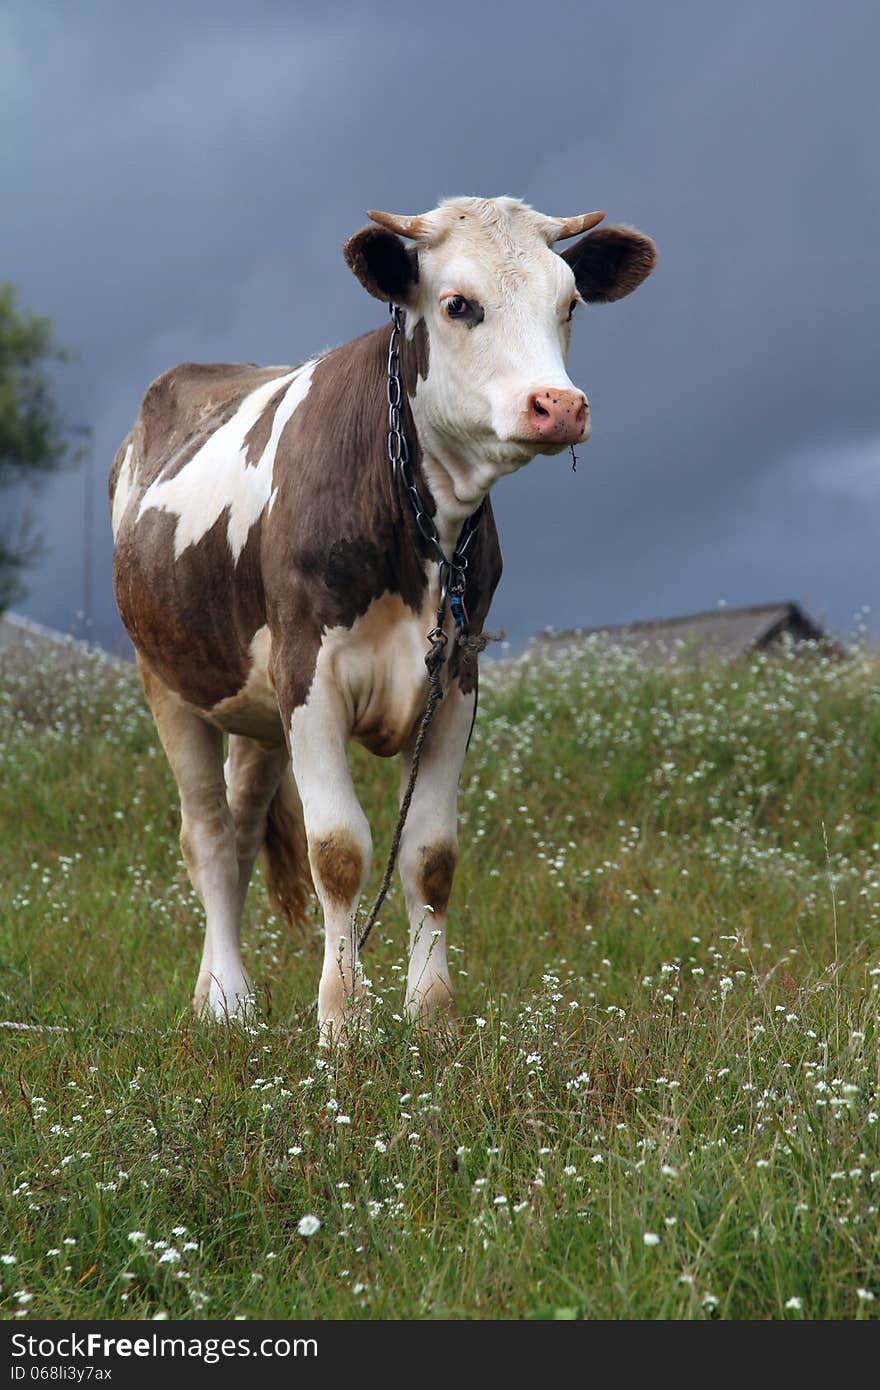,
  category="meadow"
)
[1,634,878,1320]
